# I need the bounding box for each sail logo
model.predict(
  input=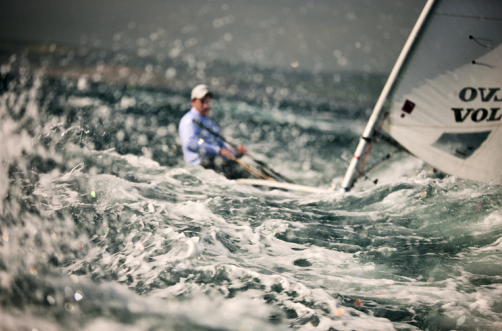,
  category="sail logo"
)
[459,87,502,102]
[452,87,502,123]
